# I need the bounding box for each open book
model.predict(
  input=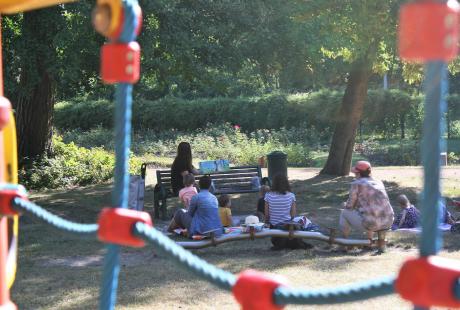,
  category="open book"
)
[199,159,230,173]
